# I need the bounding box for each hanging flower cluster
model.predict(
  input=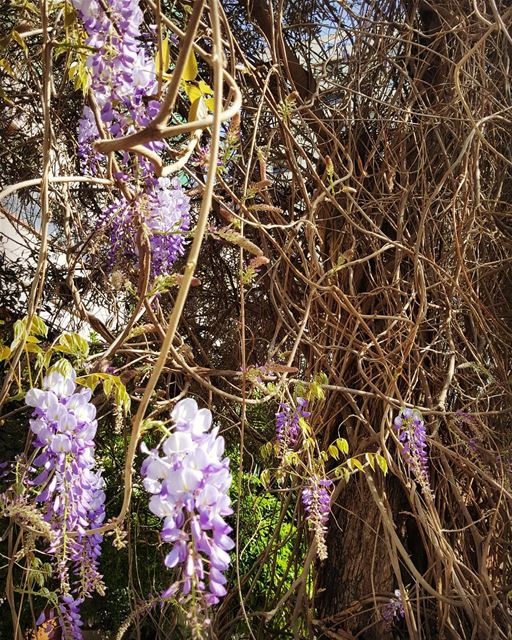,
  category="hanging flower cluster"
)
[382,589,405,629]
[72,0,190,276]
[104,177,190,276]
[25,368,105,640]
[301,476,332,561]
[275,397,310,457]
[393,408,431,495]
[141,399,233,609]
